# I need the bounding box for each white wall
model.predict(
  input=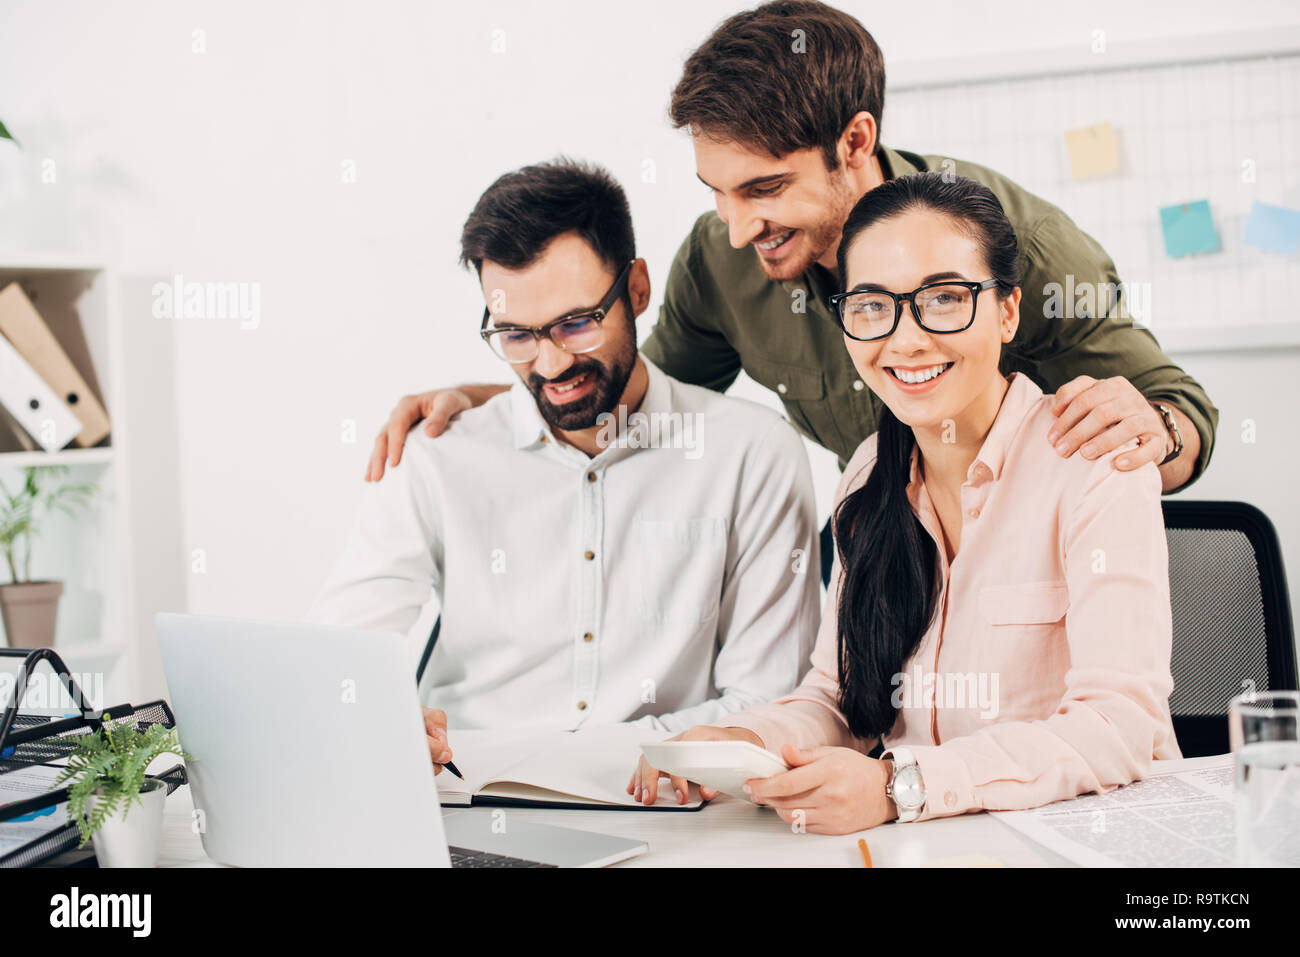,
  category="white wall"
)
[1,0,1297,699]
